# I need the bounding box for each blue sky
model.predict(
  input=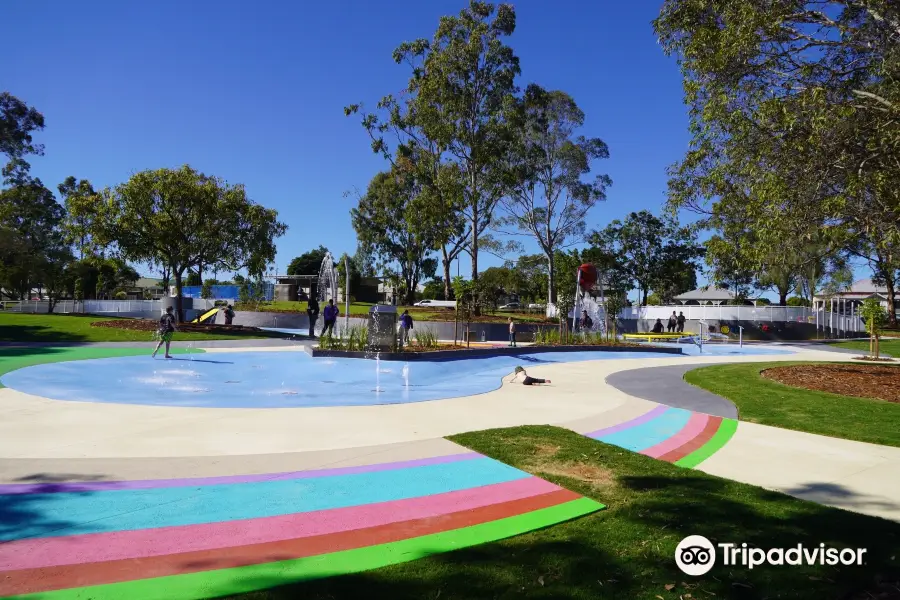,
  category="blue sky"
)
[4,0,700,287]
